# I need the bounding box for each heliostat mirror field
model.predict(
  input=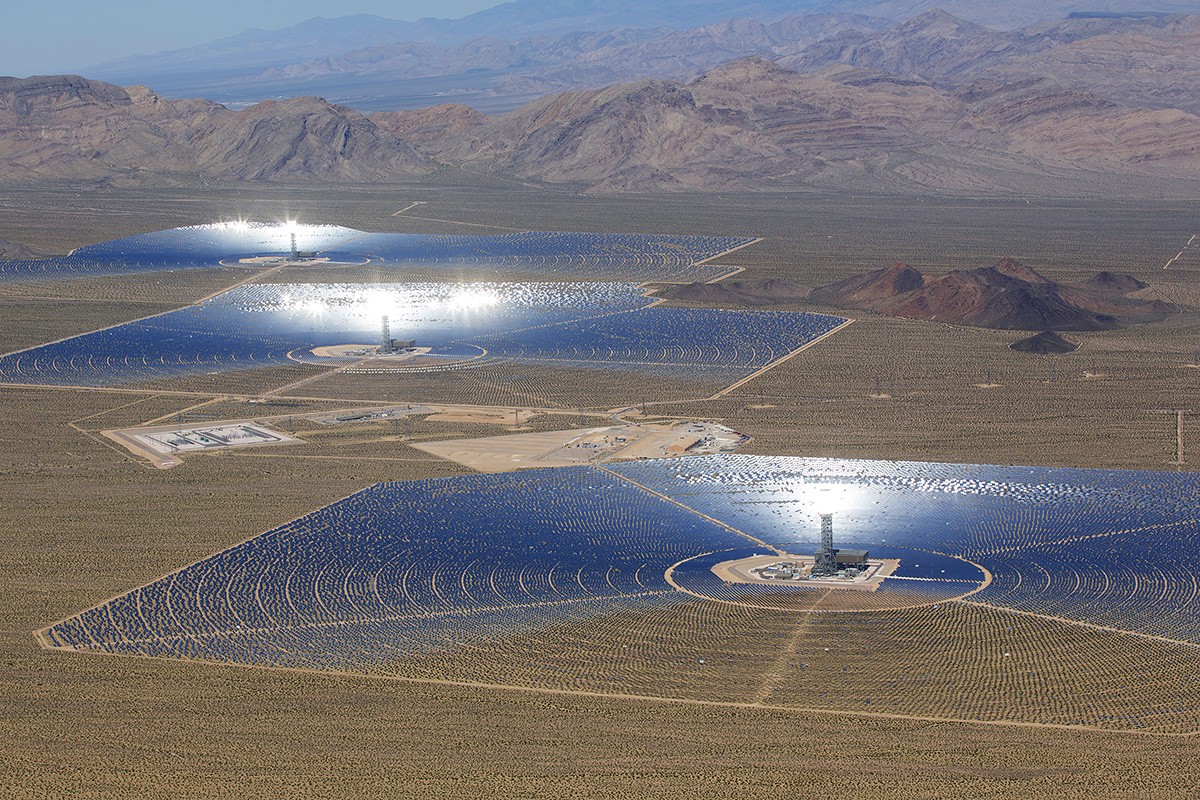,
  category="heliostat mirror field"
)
[42,455,1200,733]
[0,223,840,394]
[0,282,845,387]
[0,222,754,282]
